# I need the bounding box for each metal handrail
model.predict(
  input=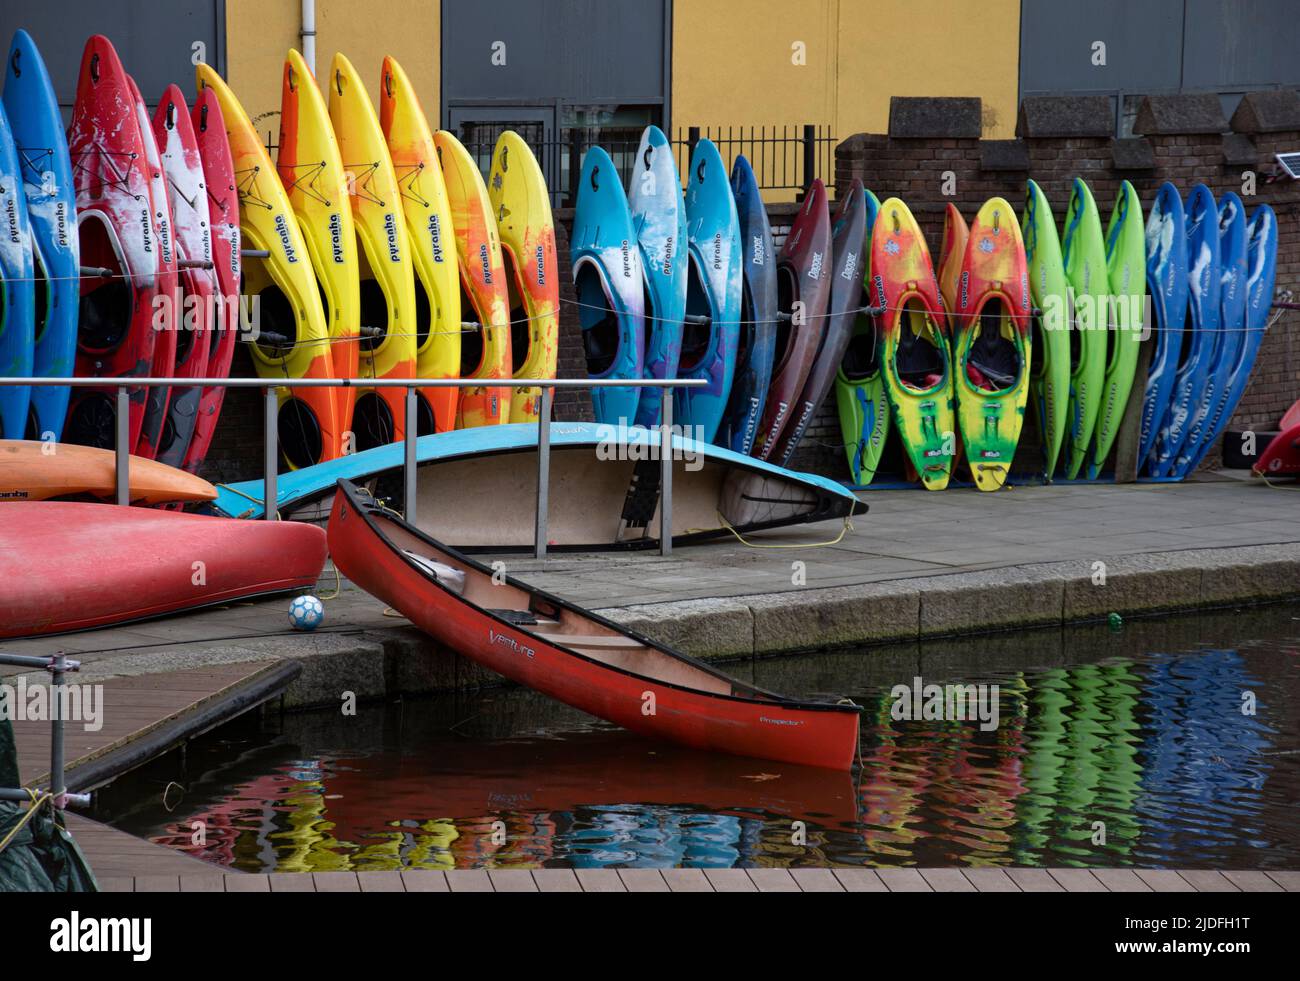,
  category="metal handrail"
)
[0,376,706,559]
[0,652,92,810]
